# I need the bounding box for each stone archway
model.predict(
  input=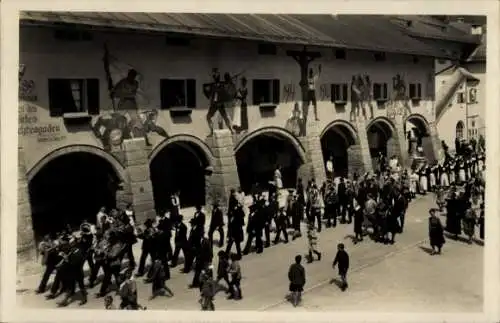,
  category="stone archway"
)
[26,145,127,242]
[149,135,214,211]
[366,117,398,170]
[320,120,359,177]
[405,113,437,162]
[234,127,307,192]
